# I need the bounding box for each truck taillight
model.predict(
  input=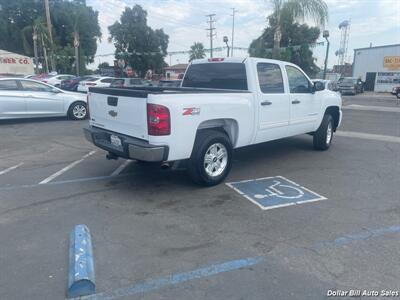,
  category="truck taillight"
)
[147,103,170,136]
